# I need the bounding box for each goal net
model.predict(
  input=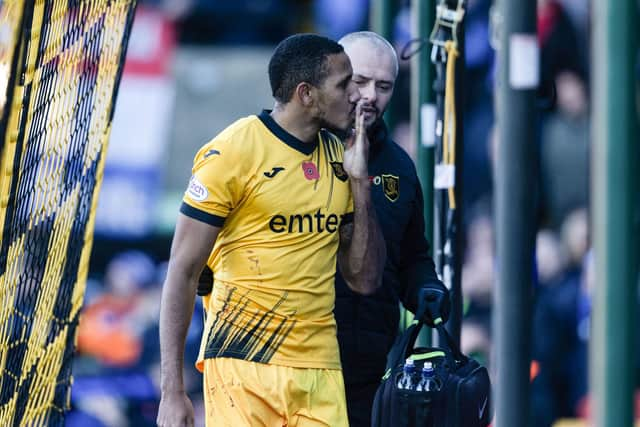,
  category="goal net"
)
[0,0,137,424]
